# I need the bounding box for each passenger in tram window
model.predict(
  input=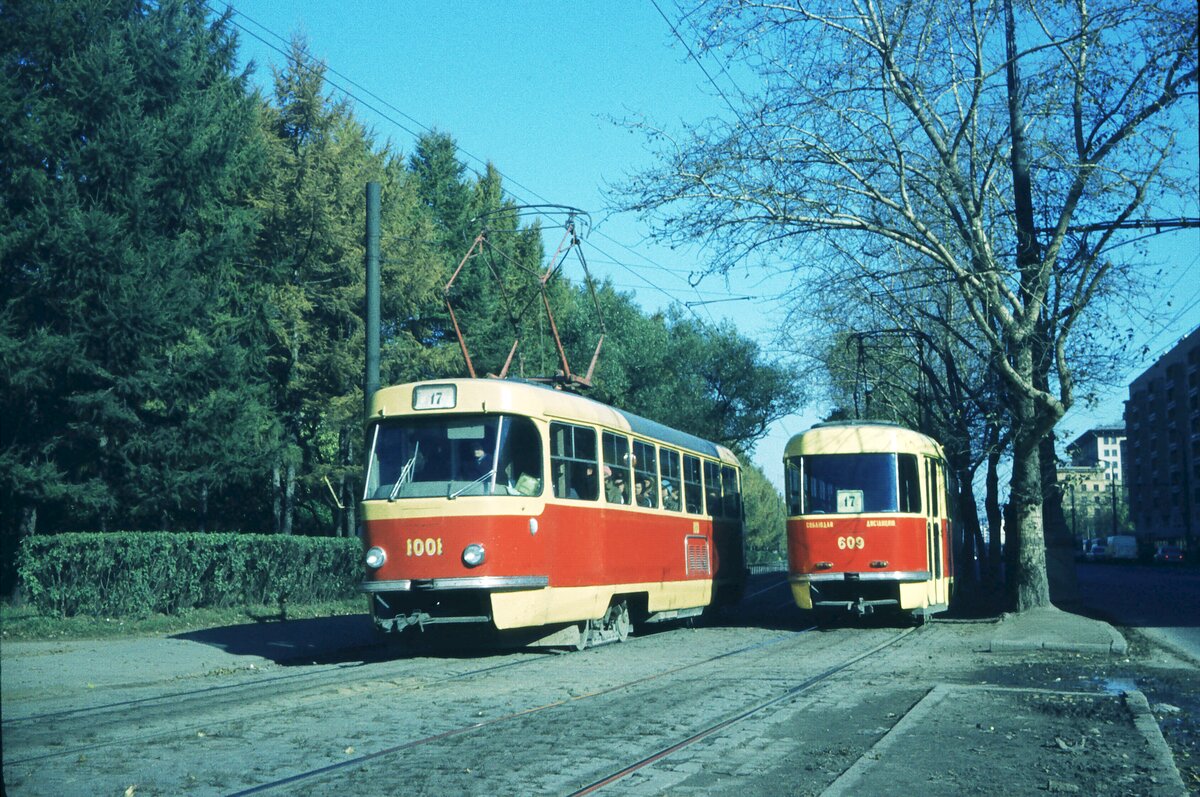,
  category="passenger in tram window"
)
[570,463,598,500]
[662,480,681,511]
[647,478,658,507]
[635,478,654,508]
[604,466,629,504]
[613,472,629,504]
